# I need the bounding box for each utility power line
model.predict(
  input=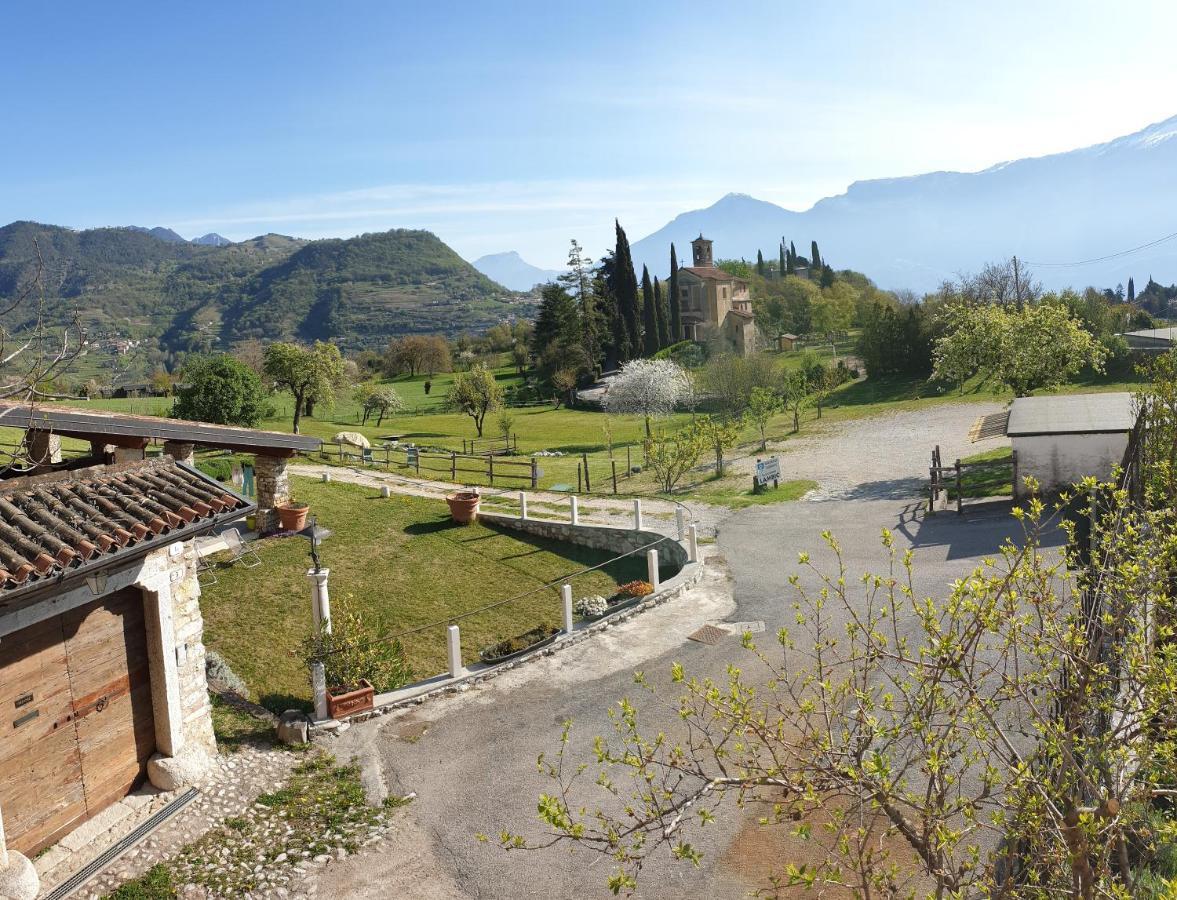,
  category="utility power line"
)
[1023,229,1177,268]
